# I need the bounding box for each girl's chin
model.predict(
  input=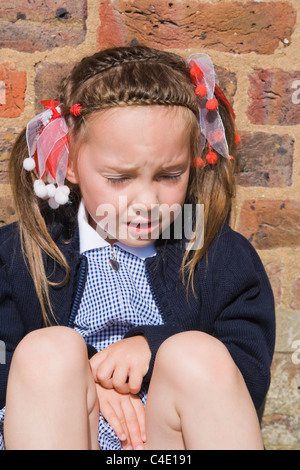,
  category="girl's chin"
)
[94,224,161,246]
